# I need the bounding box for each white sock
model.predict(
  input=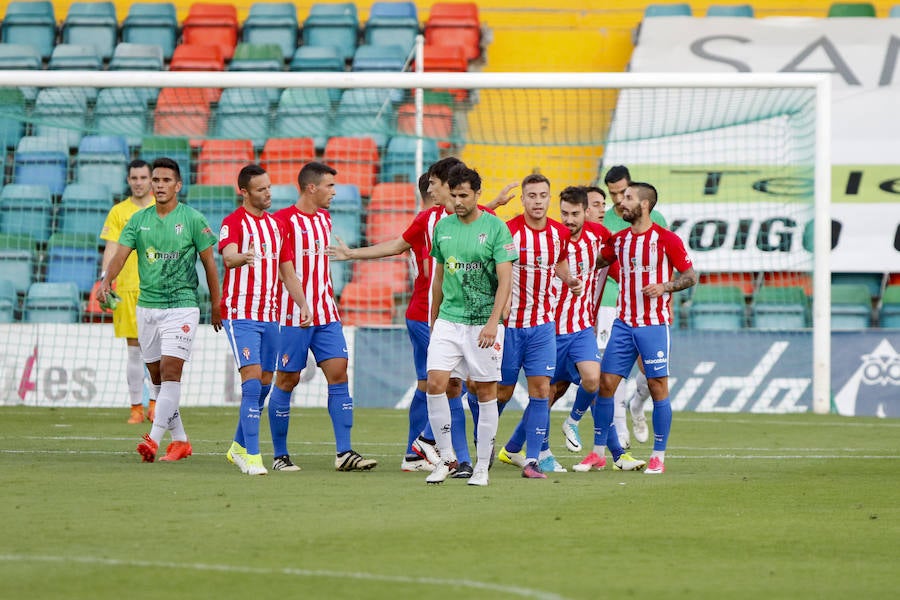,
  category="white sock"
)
[126,346,144,406]
[150,381,183,444]
[651,450,665,461]
[475,399,498,470]
[593,445,607,456]
[426,393,454,463]
[538,448,552,461]
[564,415,577,427]
[613,381,628,444]
[631,371,651,419]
